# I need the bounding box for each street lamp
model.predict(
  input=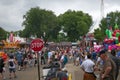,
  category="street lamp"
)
[43,32,48,47]
[115,16,118,23]
[106,16,111,28]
